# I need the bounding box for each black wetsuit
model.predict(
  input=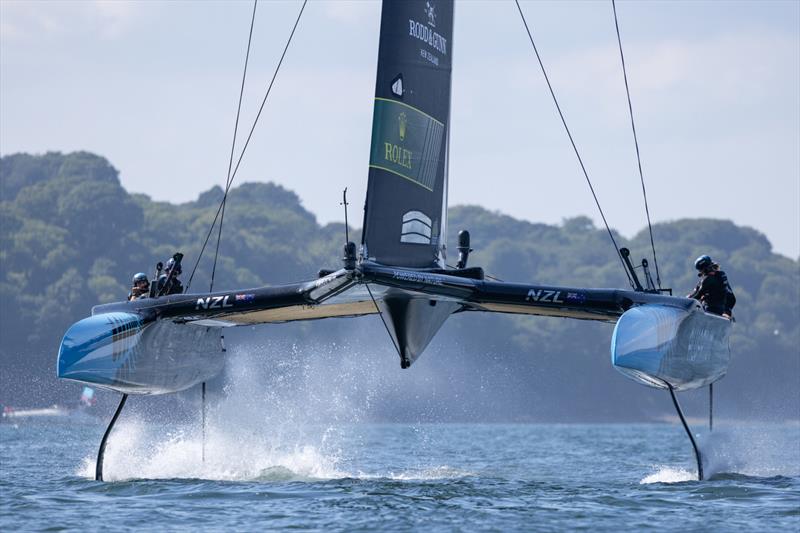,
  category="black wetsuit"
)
[688,270,735,316]
[157,273,184,296]
[717,270,736,315]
